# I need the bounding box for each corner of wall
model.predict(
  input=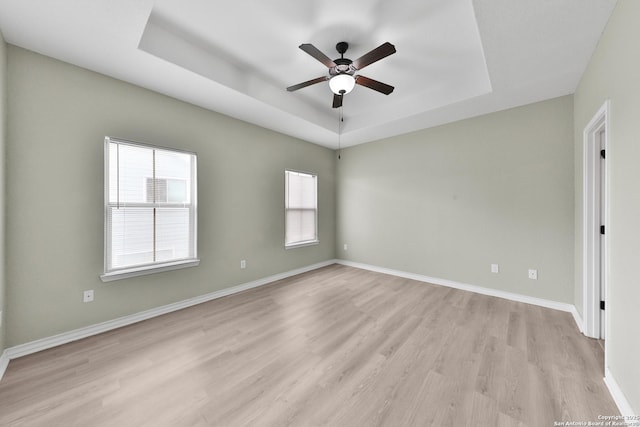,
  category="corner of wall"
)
[0,29,8,359]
